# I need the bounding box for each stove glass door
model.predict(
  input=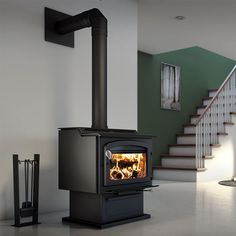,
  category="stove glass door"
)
[109,152,147,180]
[104,140,151,186]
